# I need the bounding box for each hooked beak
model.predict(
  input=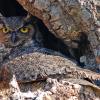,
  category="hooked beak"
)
[10,32,21,47]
